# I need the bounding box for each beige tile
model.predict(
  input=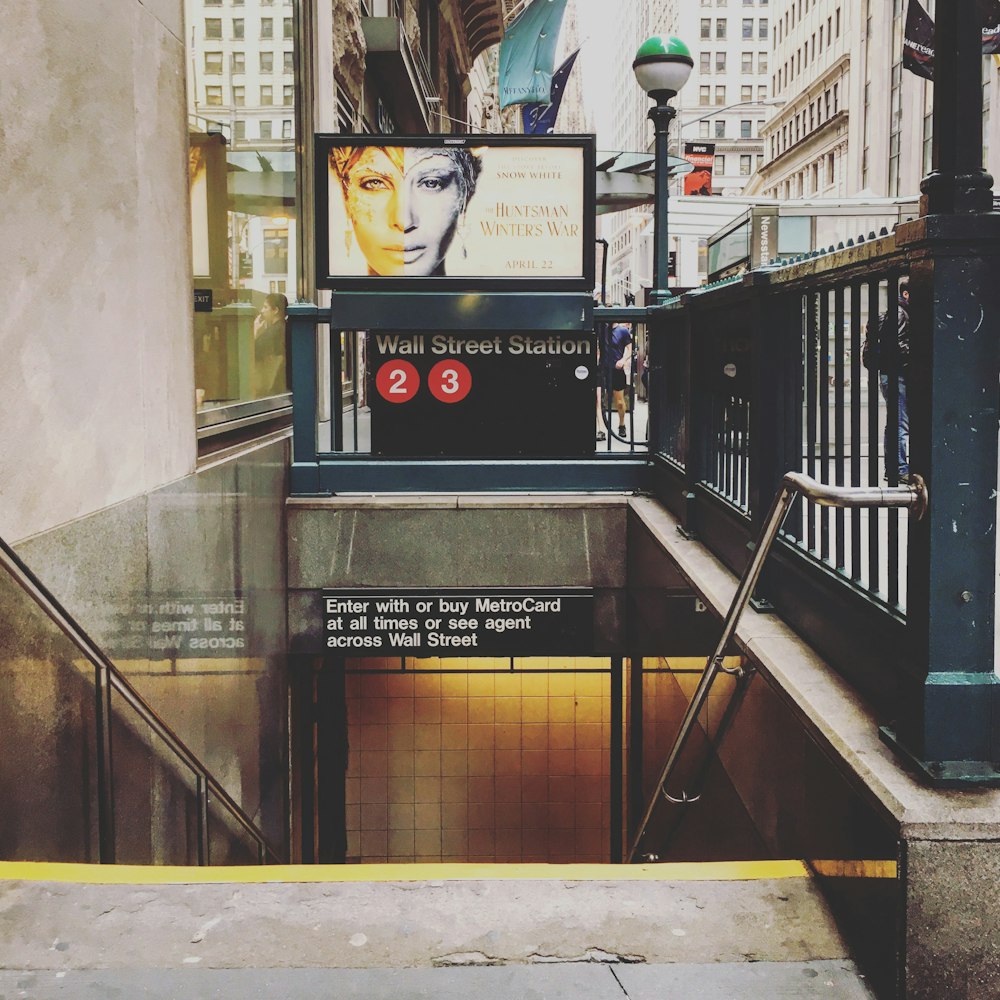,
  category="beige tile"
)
[496,724,521,749]
[442,802,468,829]
[346,804,361,834]
[440,674,468,697]
[550,697,575,723]
[360,674,388,697]
[359,750,389,776]
[494,675,522,697]
[469,829,496,856]
[388,828,415,857]
[414,802,440,829]
[360,776,389,803]
[388,777,415,804]
[575,696,603,723]
[442,723,468,750]
[388,803,415,831]
[576,724,602,750]
[575,801,603,829]
[414,750,441,777]
[549,723,575,750]
[414,829,442,855]
[576,776,604,803]
[550,775,576,803]
[575,828,603,858]
[441,698,468,724]
[345,777,361,805]
[522,697,548,723]
[388,724,415,750]
[441,776,468,802]
[347,830,360,857]
[361,803,388,831]
[575,750,603,776]
[413,673,441,696]
[548,749,575,775]
[388,750,415,777]
[414,726,442,750]
[468,801,495,829]
[522,775,548,802]
[550,802,574,828]
[467,697,494,723]
[360,697,388,724]
[387,698,414,724]
[414,699,442,724]
[467,749,494,775]
[441,750,469,777]
[467,724,495,750]
[442,829,468,855]
[495,696,521,723]
[522,724,547,750]
[523,750,548,775]
[495,776,521,802]
[521,674,547,696]
[495,828,521,857]
[414,777,442,803]
[549,673,576,696]
[494,749,521,774]
[360,724,388,750]
[522,802,548,829]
